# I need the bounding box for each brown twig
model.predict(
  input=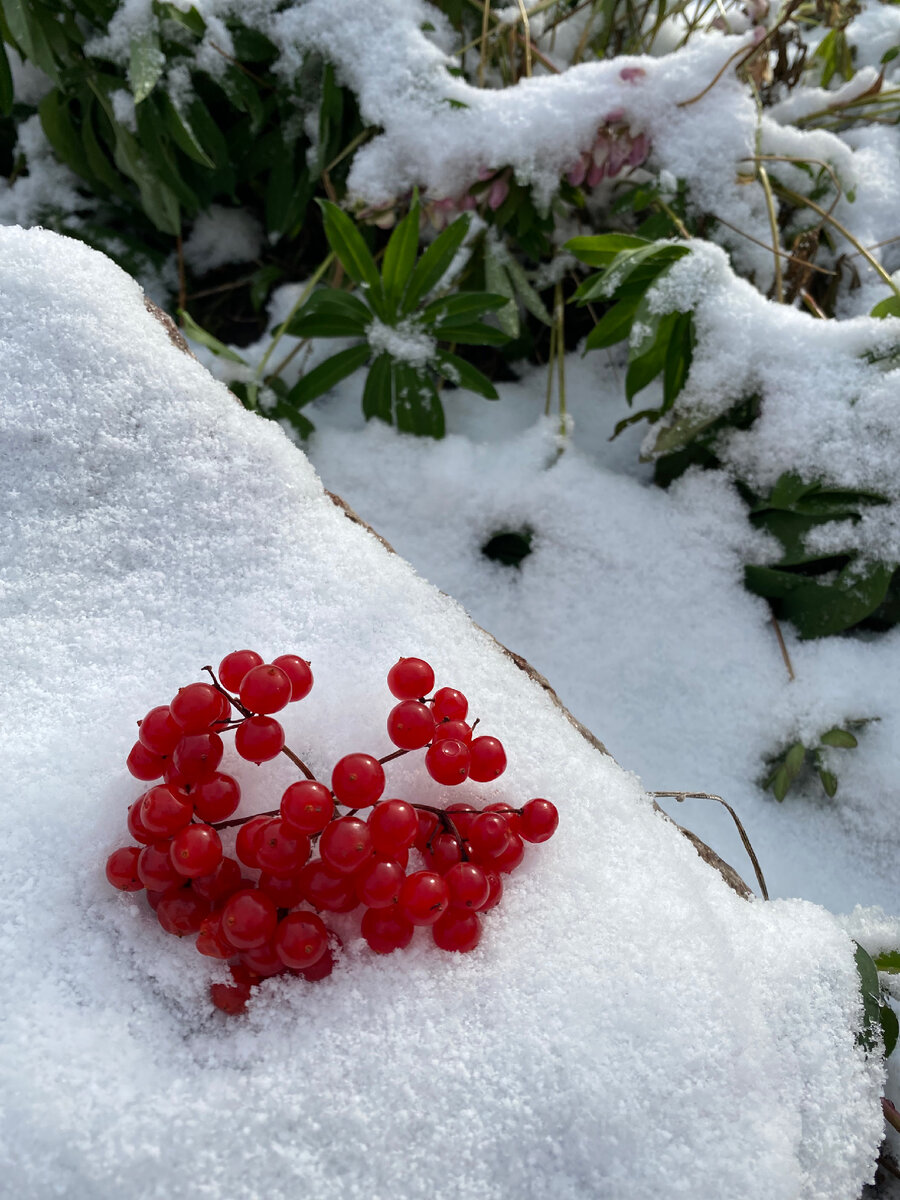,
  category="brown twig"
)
[678,1,802,108]
[769,612,796,681]
[652,791,769,900]
[201,666,317,780]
